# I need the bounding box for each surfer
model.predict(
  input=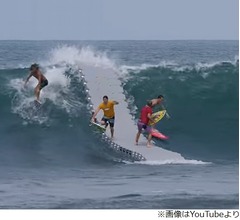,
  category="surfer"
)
[24,64,48,102]
[91,95,119,139]
[149,95,170,118]
[135,101,154,147]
